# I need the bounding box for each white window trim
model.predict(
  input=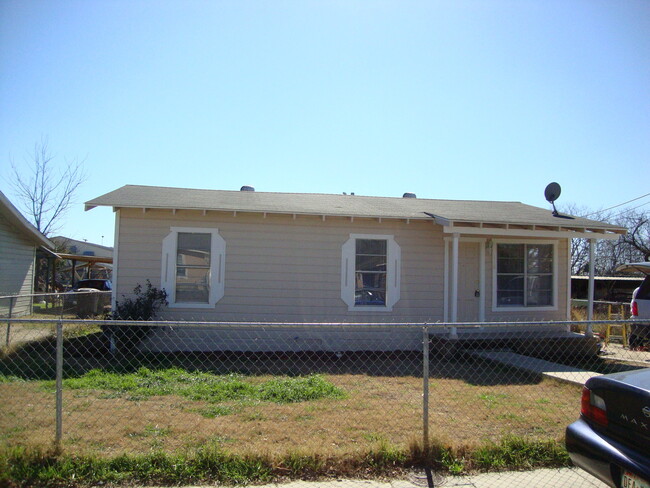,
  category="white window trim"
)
[161,227,226,309]
[491,239,558,312]
[341,233,401,312]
